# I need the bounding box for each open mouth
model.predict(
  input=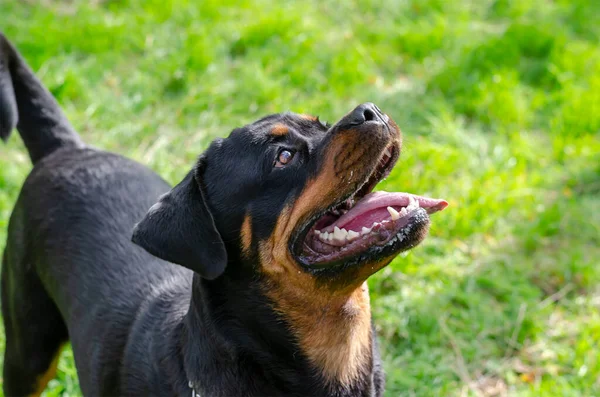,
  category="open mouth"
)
[292,143,448,269]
